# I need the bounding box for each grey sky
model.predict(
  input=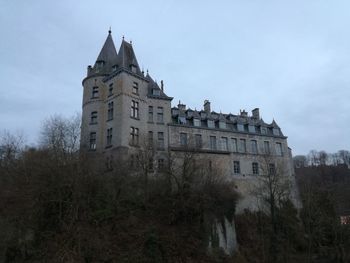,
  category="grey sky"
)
[1,0,349,155]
